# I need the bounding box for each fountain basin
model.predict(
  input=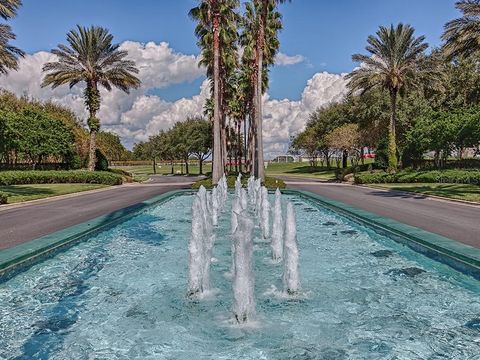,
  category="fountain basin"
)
[0,190,479,359]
